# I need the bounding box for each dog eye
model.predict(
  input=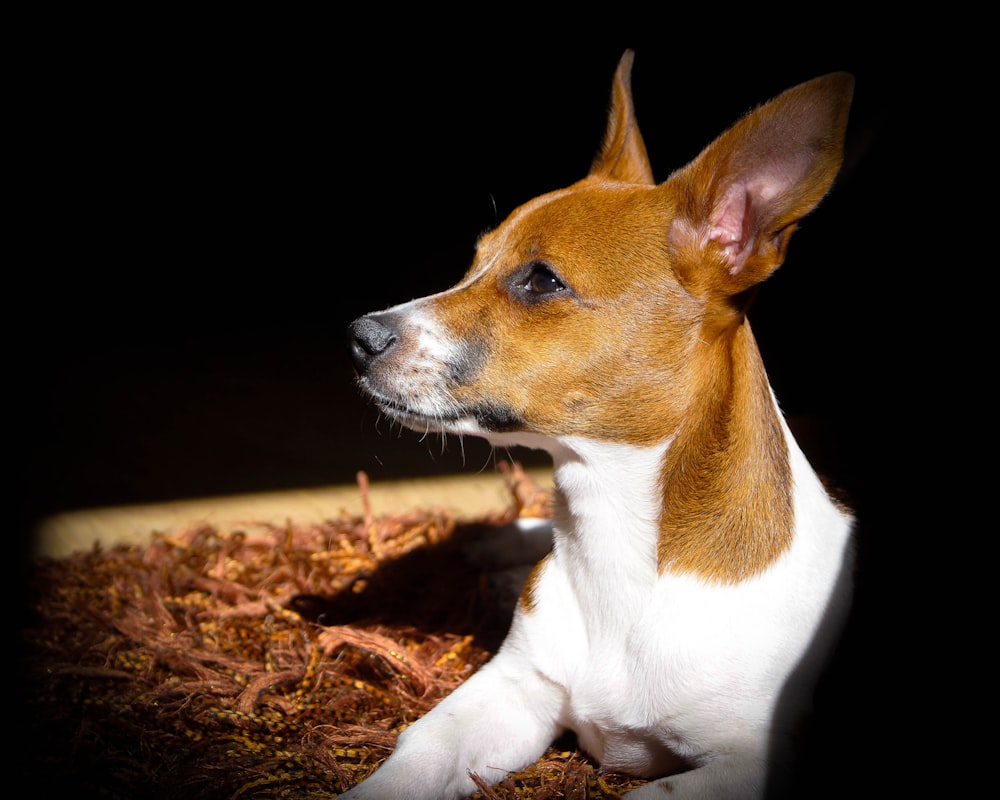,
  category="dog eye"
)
[525,264,565,295]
